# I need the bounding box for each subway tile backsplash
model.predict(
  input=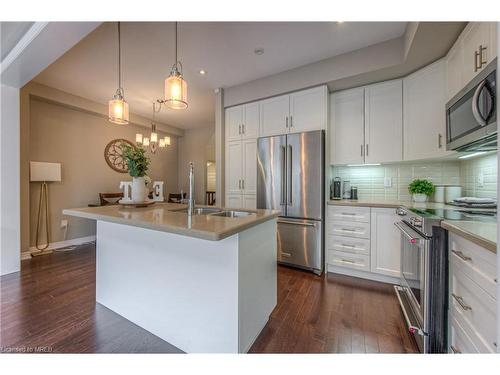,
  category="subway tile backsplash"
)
[331,153,497,201]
